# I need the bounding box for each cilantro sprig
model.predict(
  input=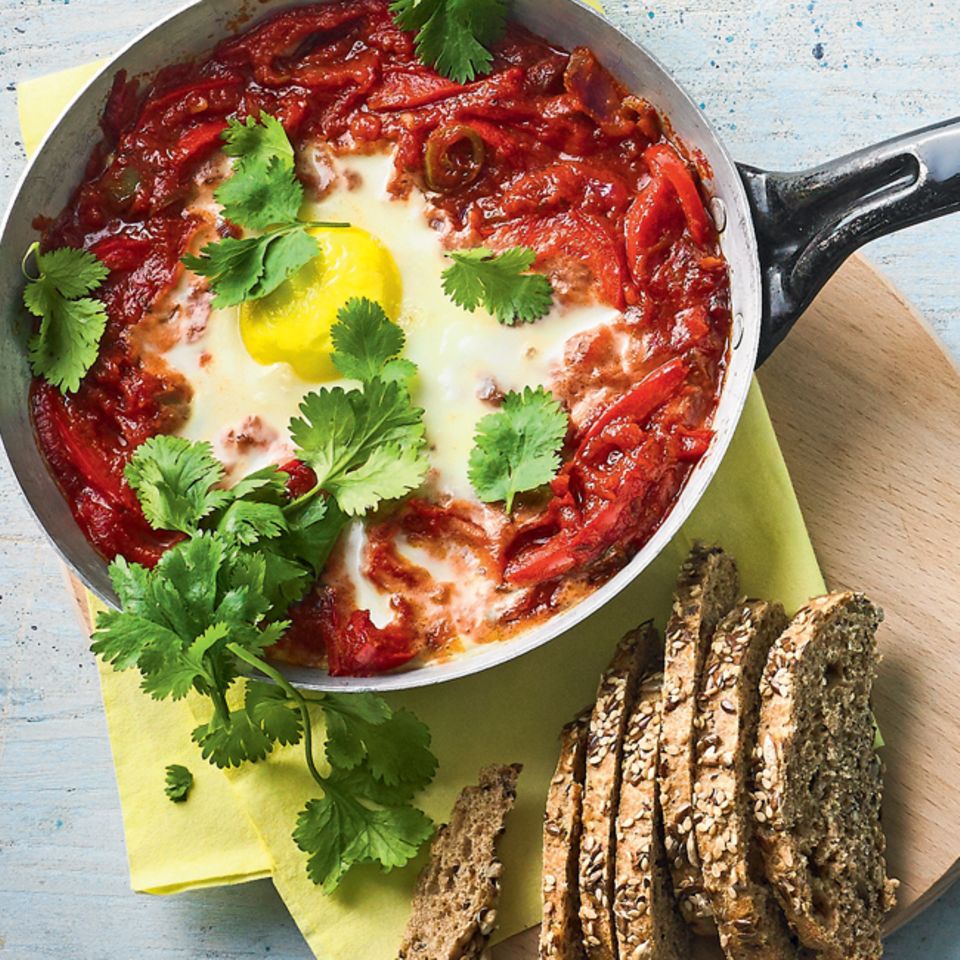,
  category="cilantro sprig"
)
[331,297,417,385]
[390,0,509,84]
[442,246,554,326]
[164,764,194,803]
[91,299,437,889]
[22,242,109,394]
[468,385,568,512]
[181,113,348,308]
